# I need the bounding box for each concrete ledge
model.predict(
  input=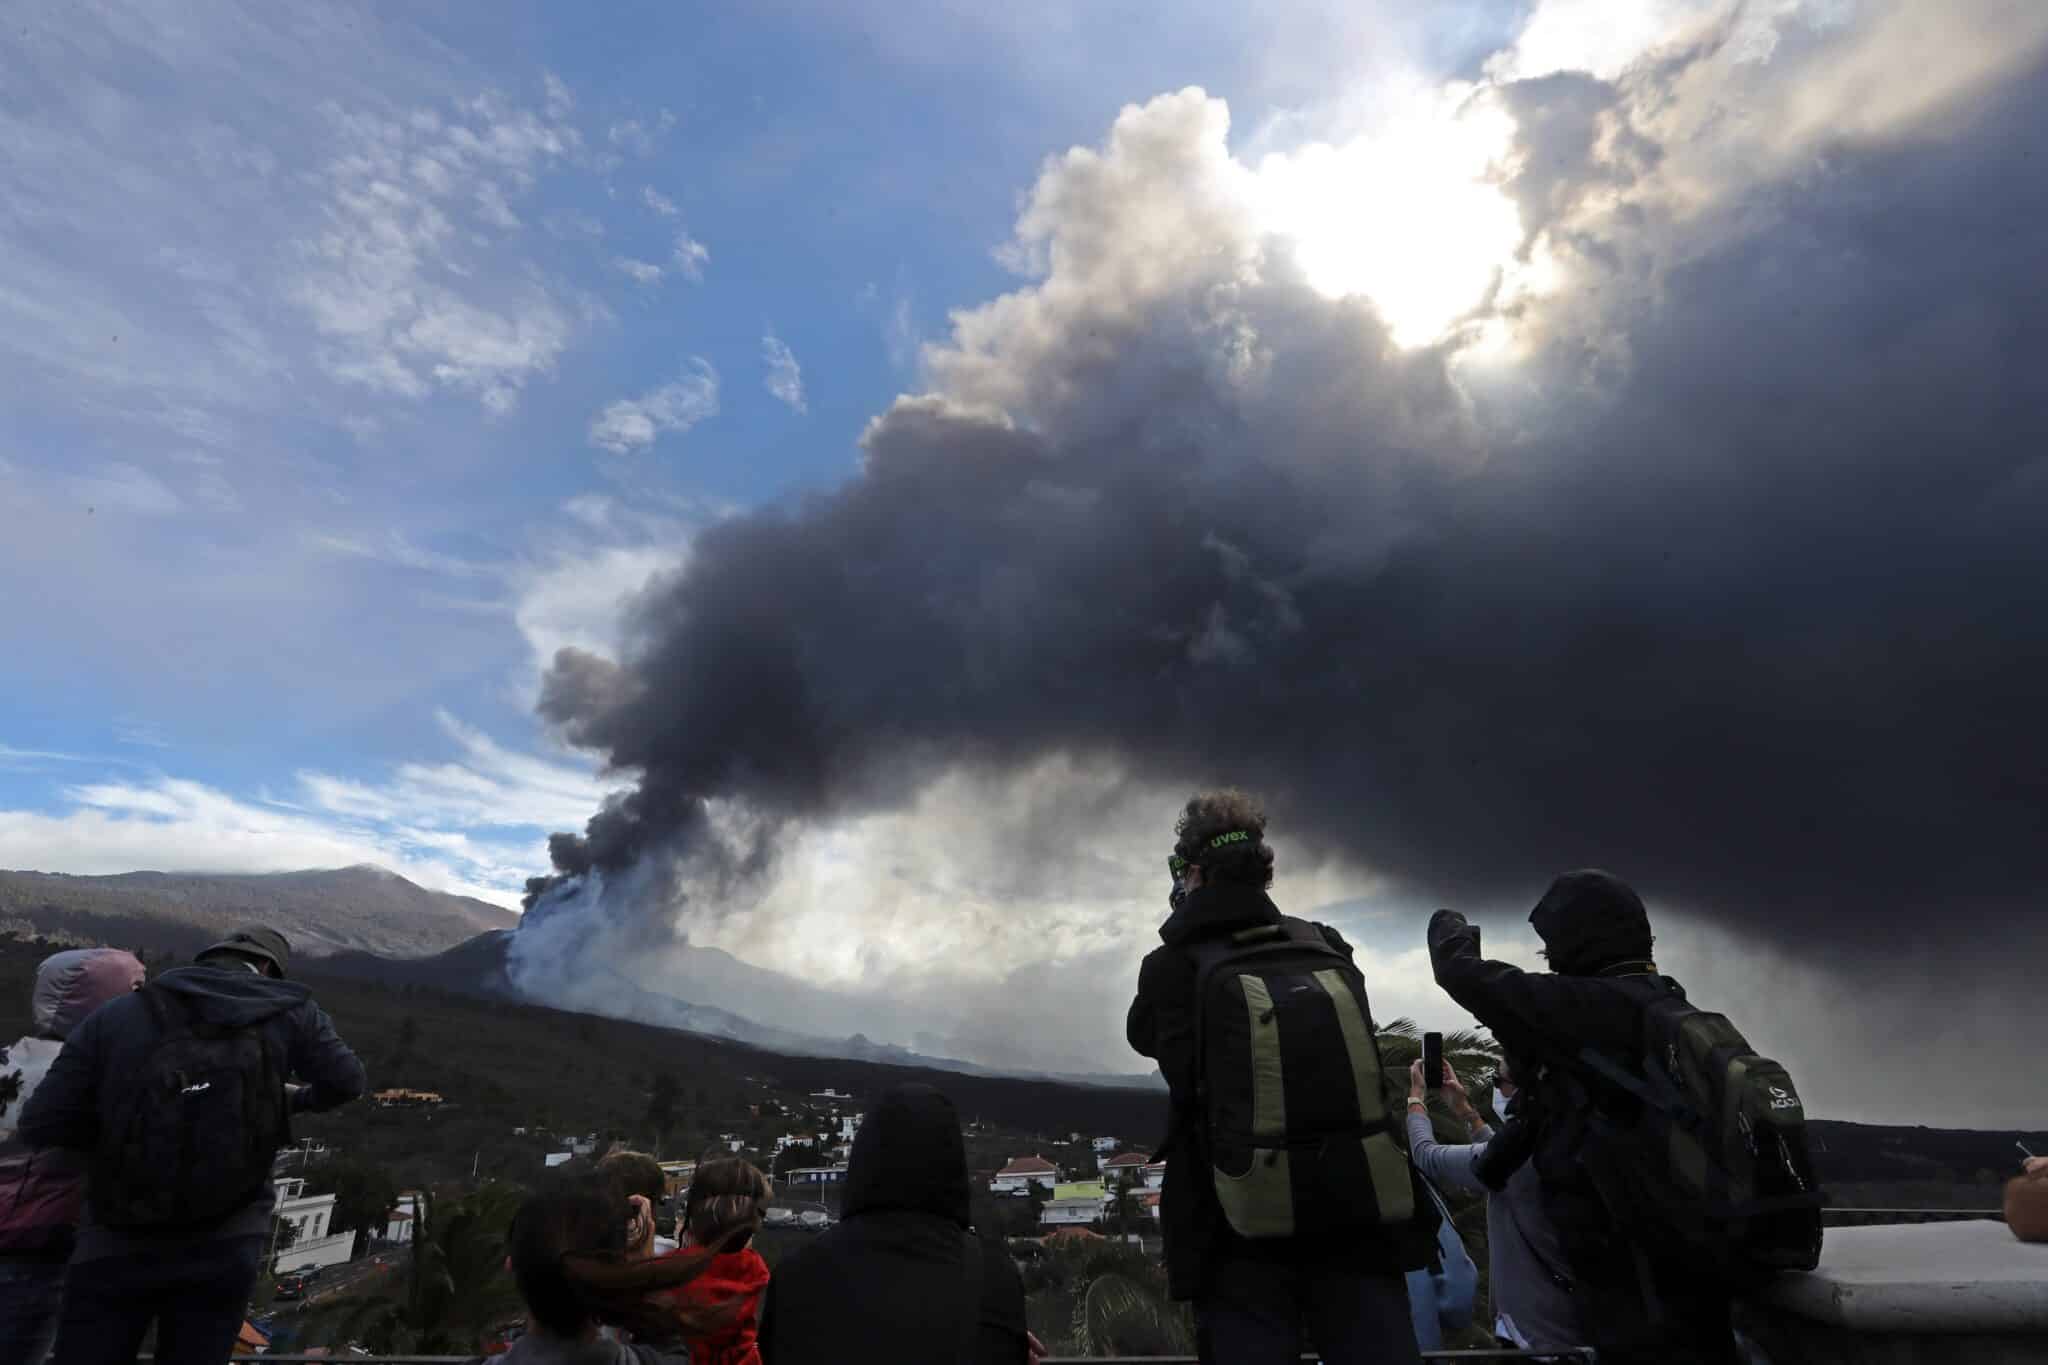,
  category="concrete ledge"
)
[1754,1219,2048,1333]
